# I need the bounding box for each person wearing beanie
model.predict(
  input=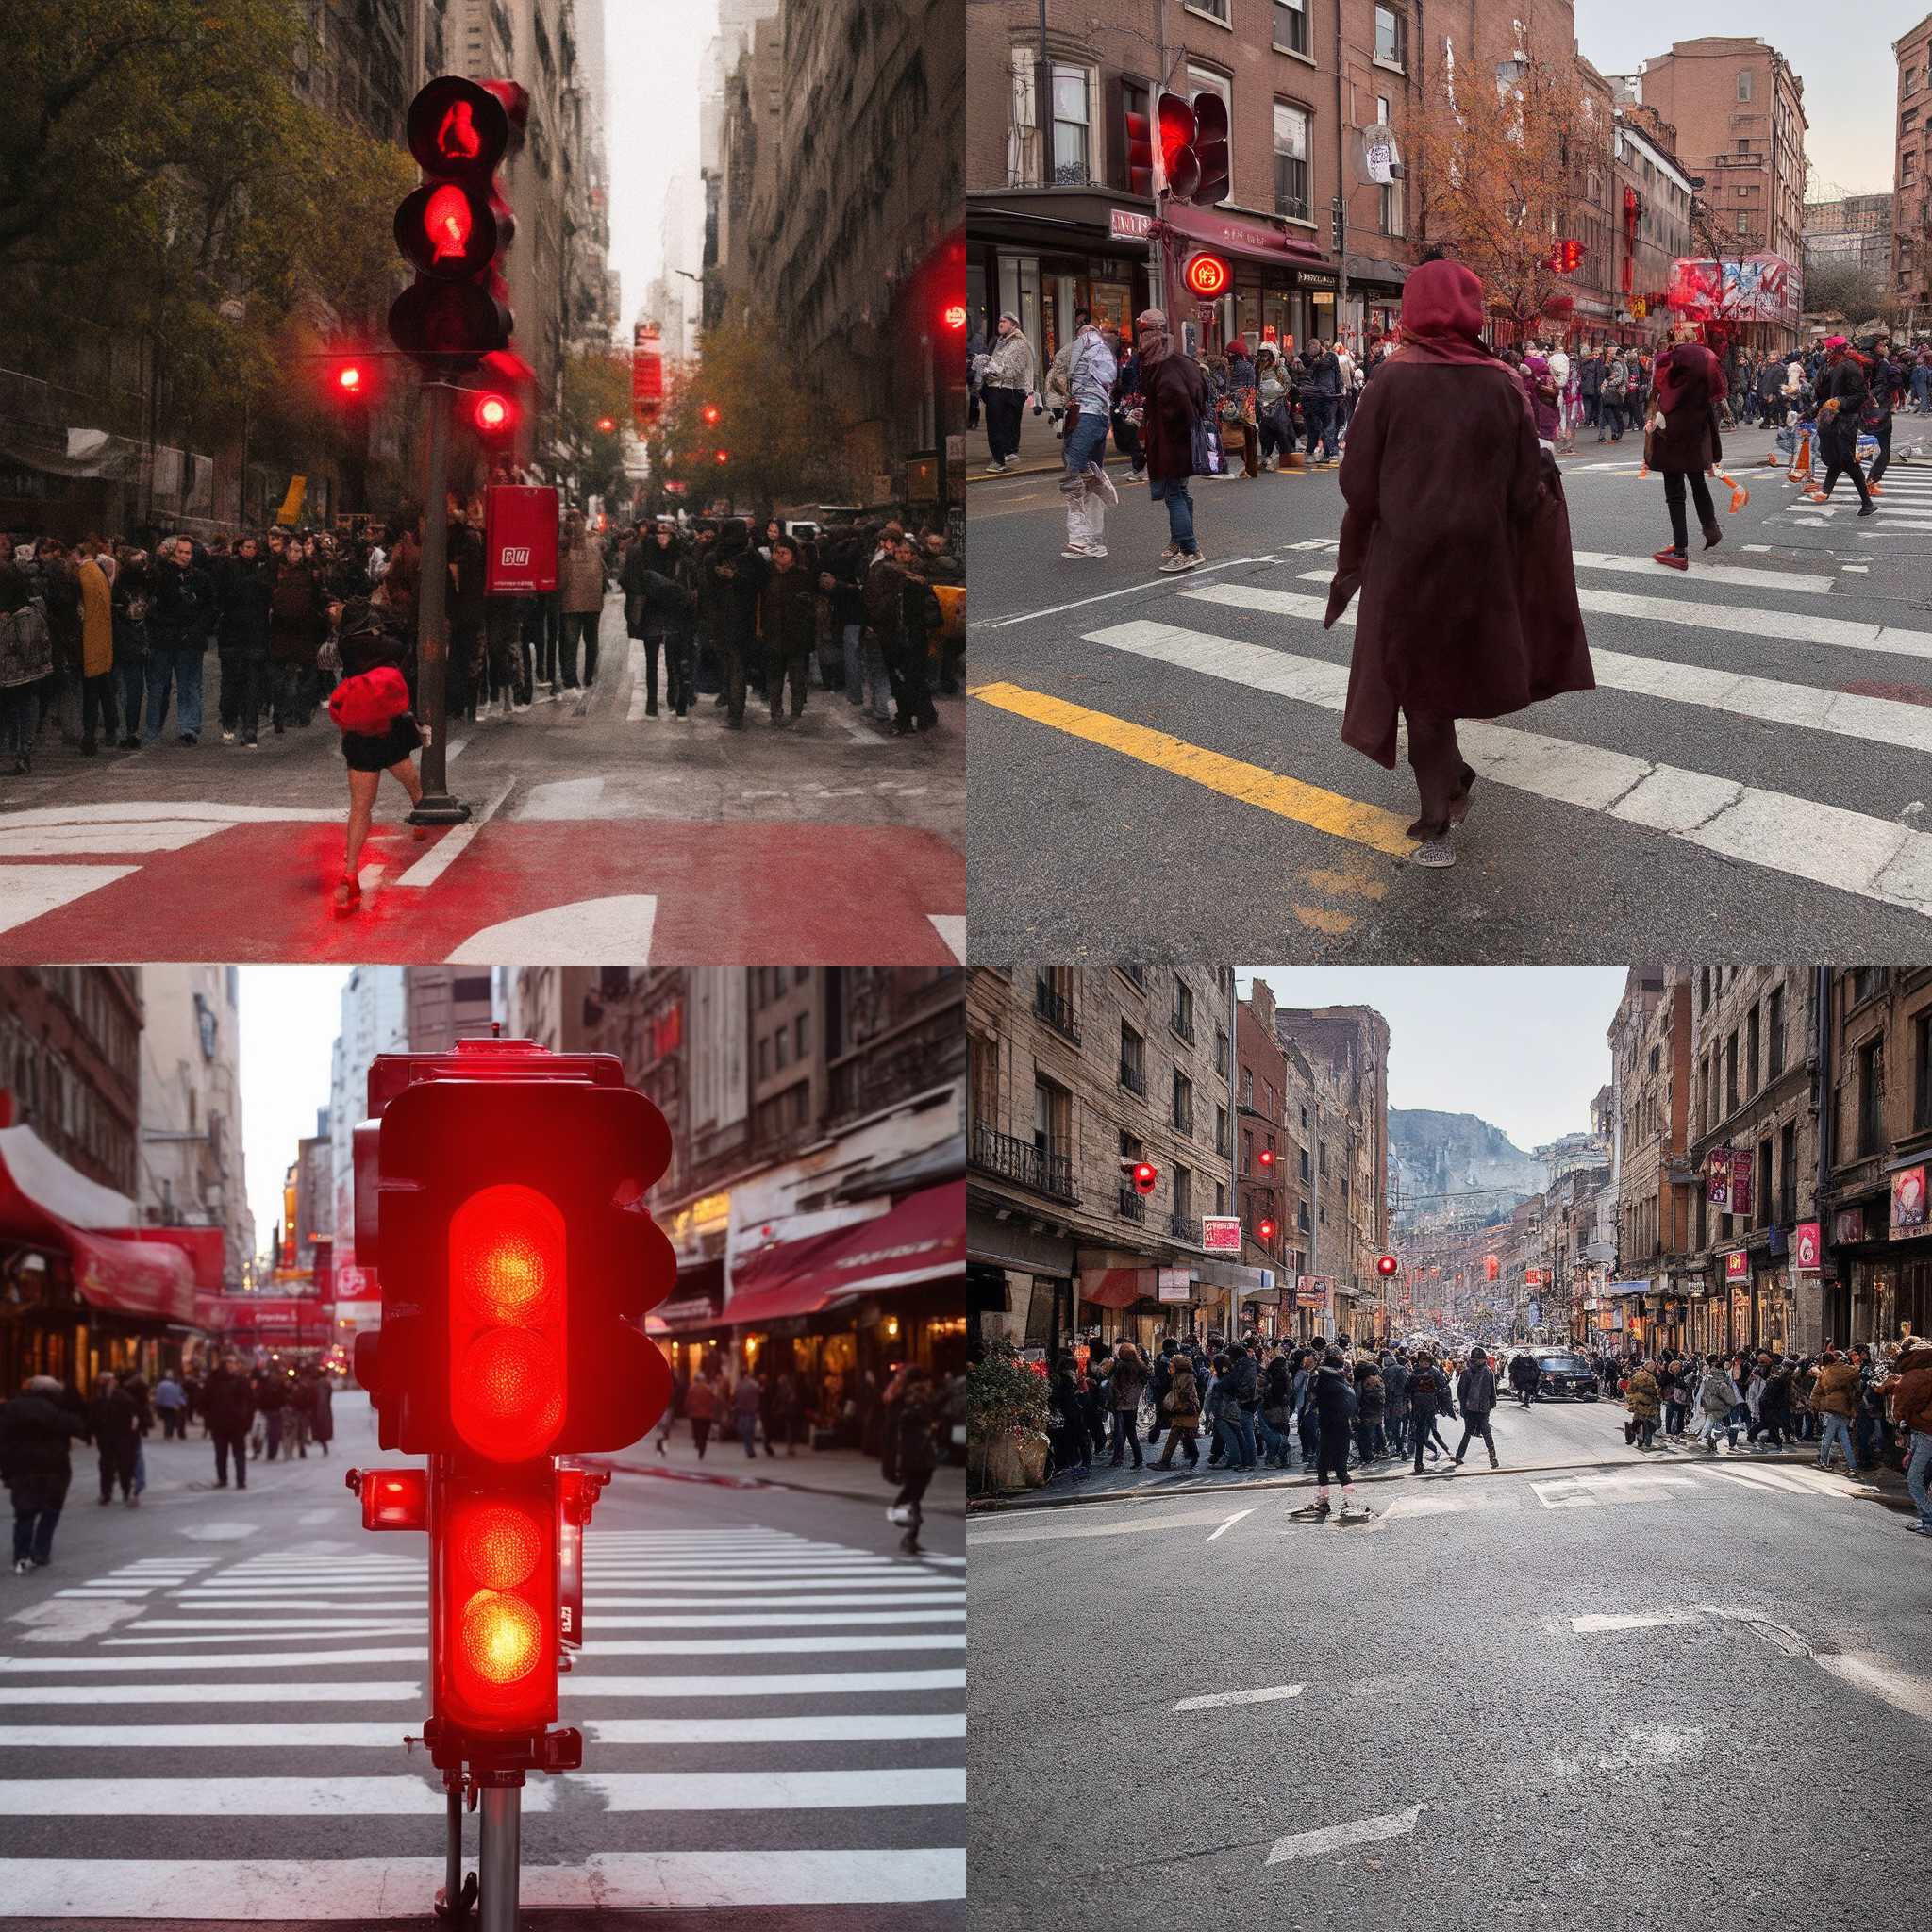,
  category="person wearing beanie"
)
[1291,1347,1374,1522]
[329,597,425,914]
